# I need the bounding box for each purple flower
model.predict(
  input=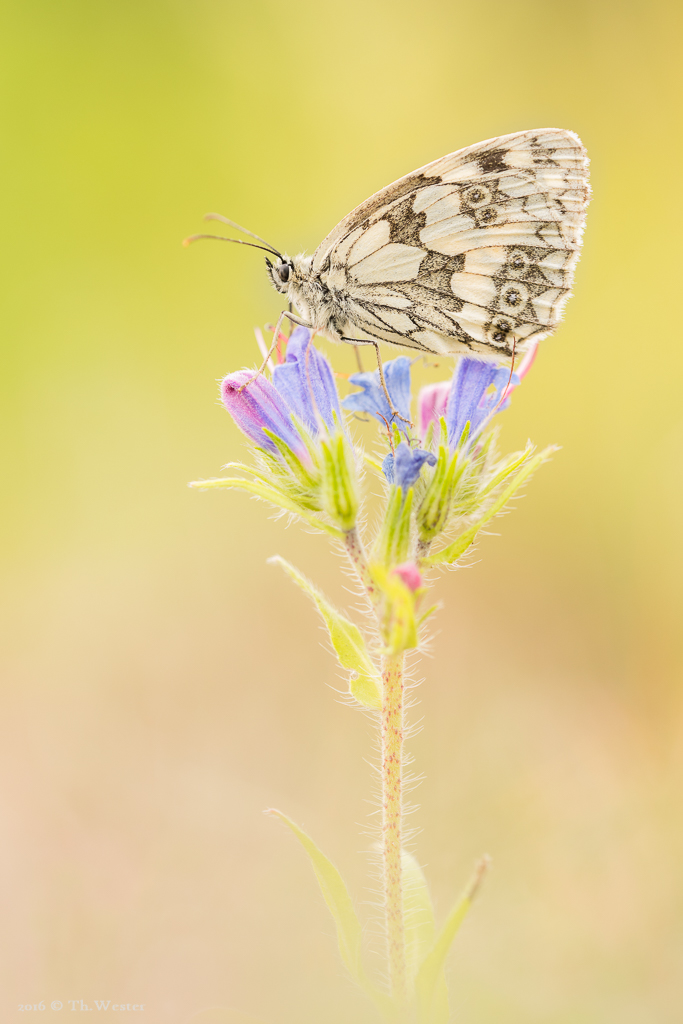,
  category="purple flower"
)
[342,357,412,426]
[272,327,342,434]
[383,442,437,490]
[446,358,517,449]
[417,346,539,452]
[221,331,343,464]
[221,371,312,462]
